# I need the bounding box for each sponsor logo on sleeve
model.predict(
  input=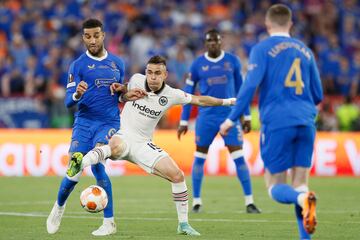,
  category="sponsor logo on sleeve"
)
[66,74,76,88]
[68,74,74,83]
